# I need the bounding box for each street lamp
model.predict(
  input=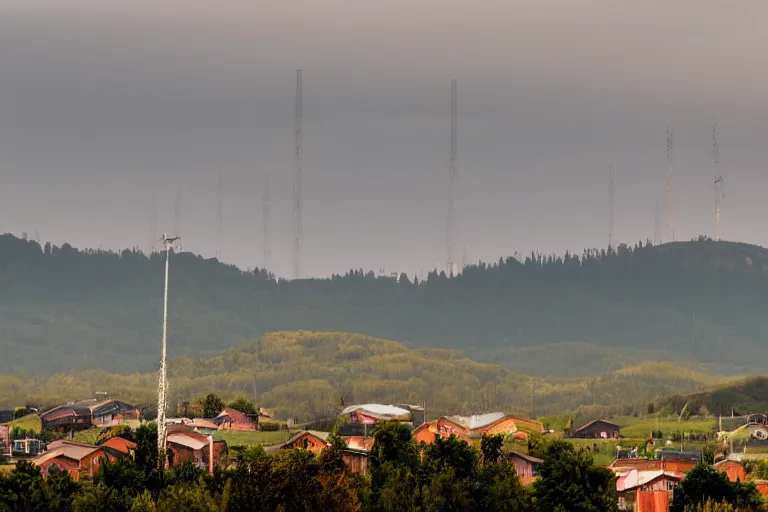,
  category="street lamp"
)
[157,233,180,465]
